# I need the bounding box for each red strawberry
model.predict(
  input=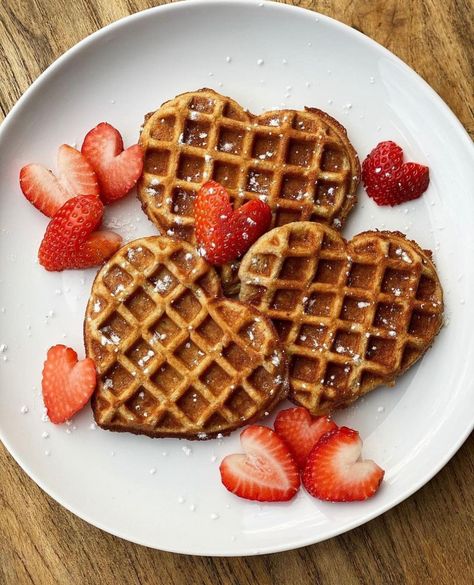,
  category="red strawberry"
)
[38,195,122,271]
[19,145,99,217]
[42,345,97,424]
[362,140,429,206]
[274,407,337,469]
[195,181,272,265]
[219,425,300,502]
[302,427,384,502]
[81,122,144,203]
